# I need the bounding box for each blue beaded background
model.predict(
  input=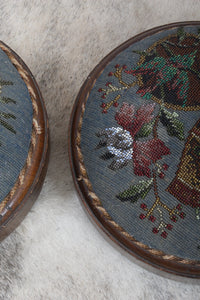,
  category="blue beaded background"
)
[0,49,33,204]
[81,26,200,261]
